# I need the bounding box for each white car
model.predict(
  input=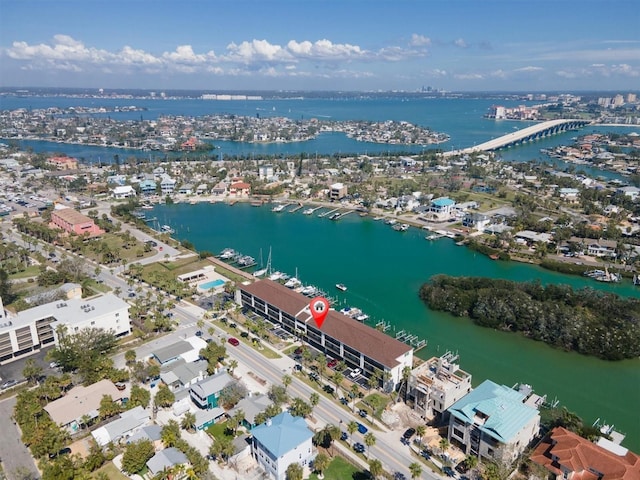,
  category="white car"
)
[350,368,362,378]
